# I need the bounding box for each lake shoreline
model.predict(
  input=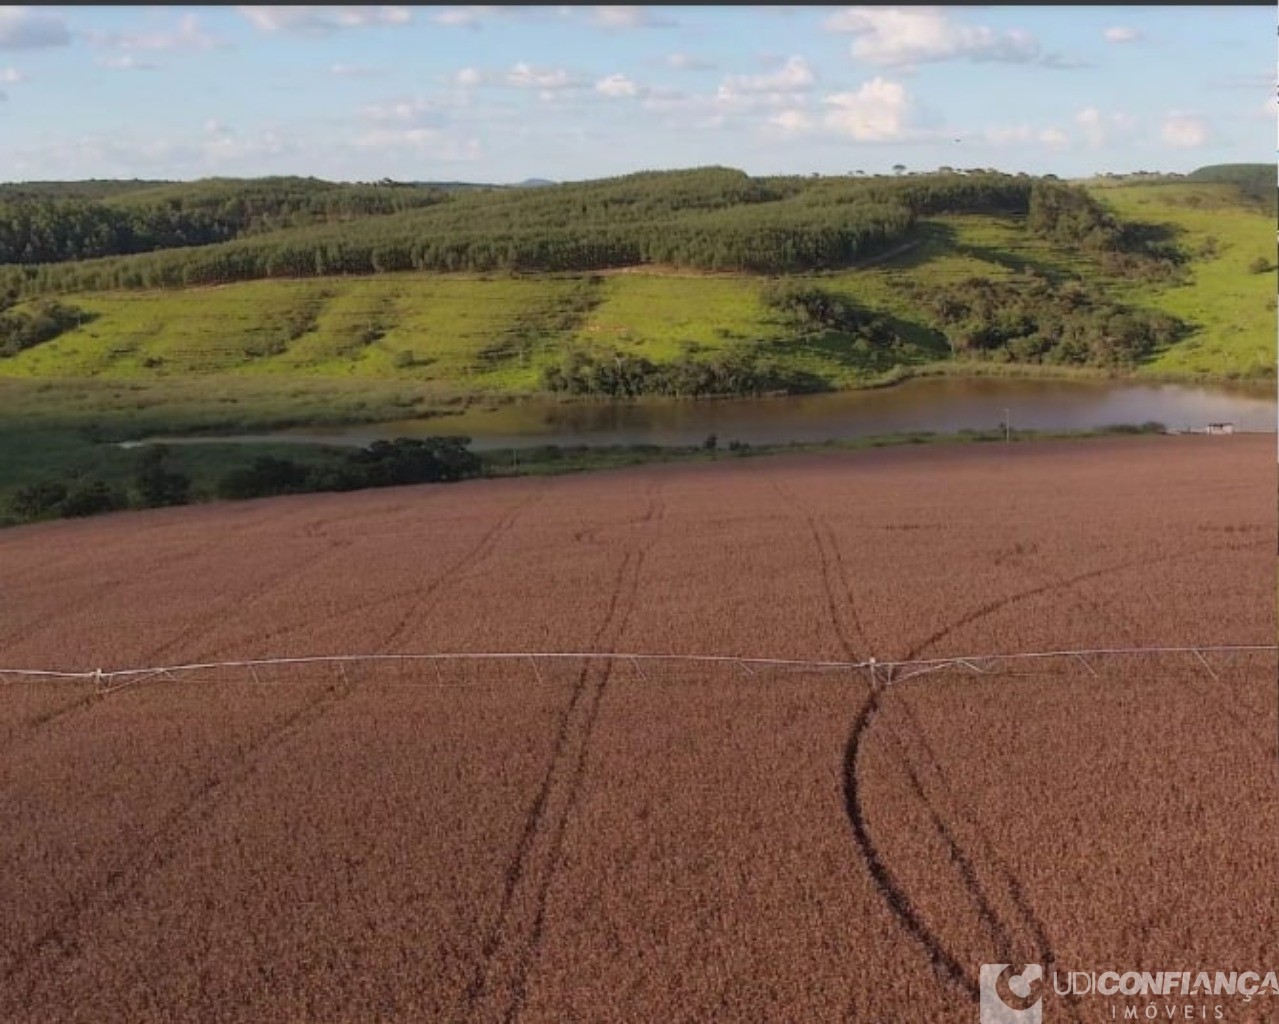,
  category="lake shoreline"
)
[109,375,1276,452]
